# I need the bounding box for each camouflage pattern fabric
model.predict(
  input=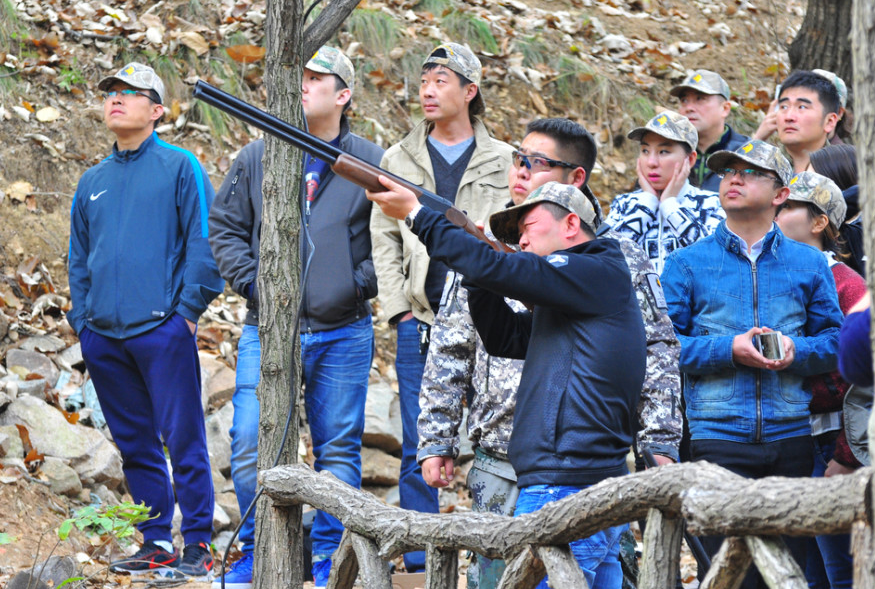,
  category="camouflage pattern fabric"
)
[788,171,847,228]
[490,181,597,244]
[306,46,356,92]
[417,232,682,465]
[423,42,482,86]
[707,139,793,186]
[670,69,731,100]
[98,62,166,103]
[627,110,698,152]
